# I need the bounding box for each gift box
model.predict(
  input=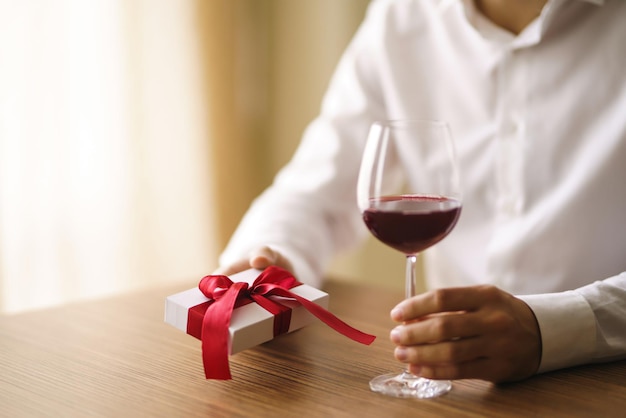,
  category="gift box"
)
[165,268,328,355]
[165,266,375,380]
